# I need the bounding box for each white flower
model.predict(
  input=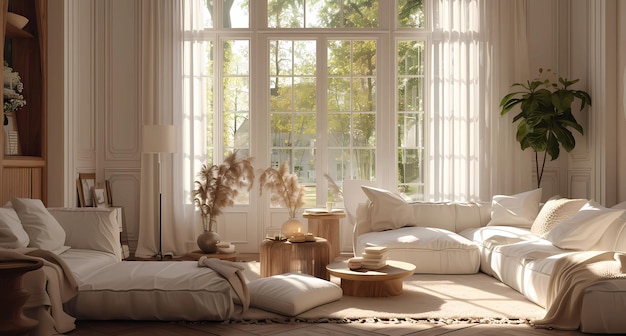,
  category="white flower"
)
[3,63,26,114]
